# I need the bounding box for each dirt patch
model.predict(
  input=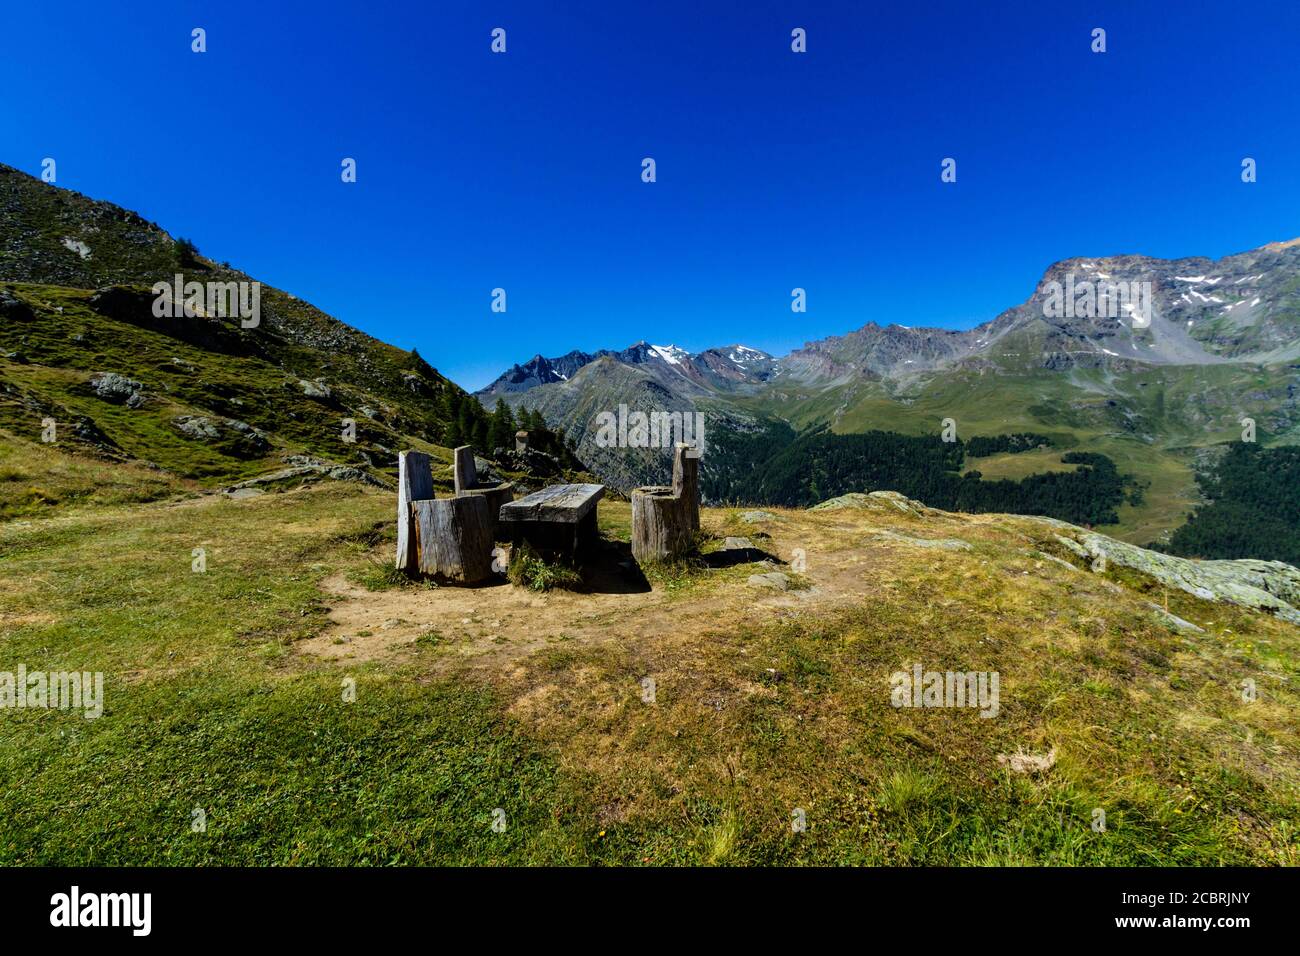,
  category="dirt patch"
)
[299,512,901,673]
